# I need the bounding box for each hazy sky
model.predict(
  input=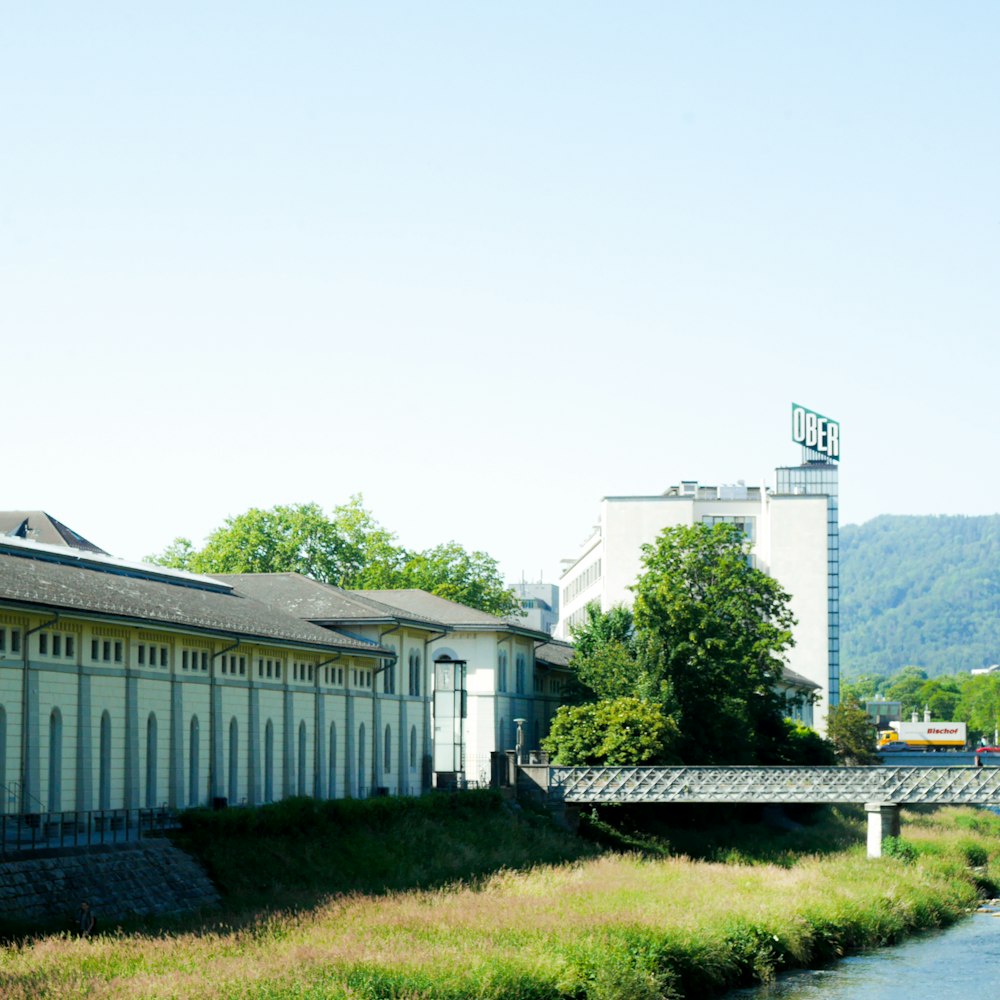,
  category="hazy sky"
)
[3,3,998,582]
